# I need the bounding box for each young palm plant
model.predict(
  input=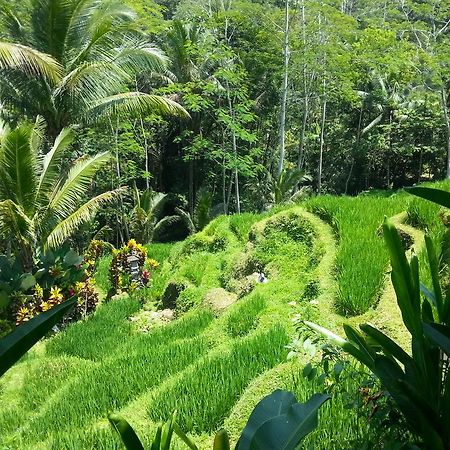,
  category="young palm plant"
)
[269,167,311,204]
[0,119,119,271]
[0,0,187,136]
[129,187,169,243]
